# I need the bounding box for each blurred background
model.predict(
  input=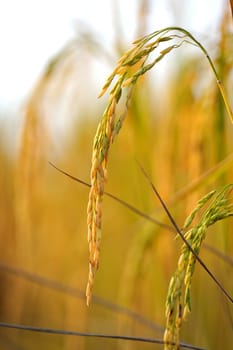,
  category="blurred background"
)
[0,0,233,349]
